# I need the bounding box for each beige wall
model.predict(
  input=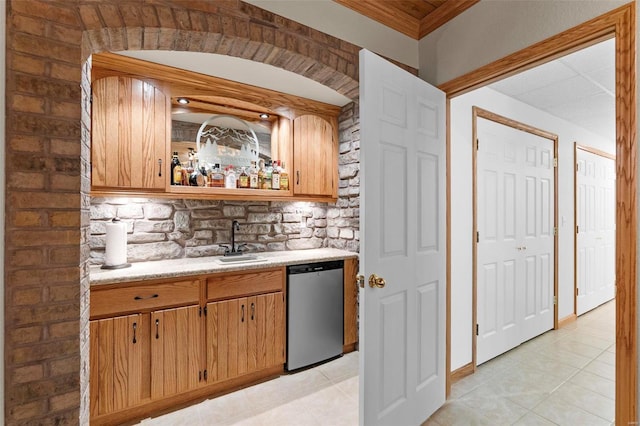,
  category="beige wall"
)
[418,0,627,86]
